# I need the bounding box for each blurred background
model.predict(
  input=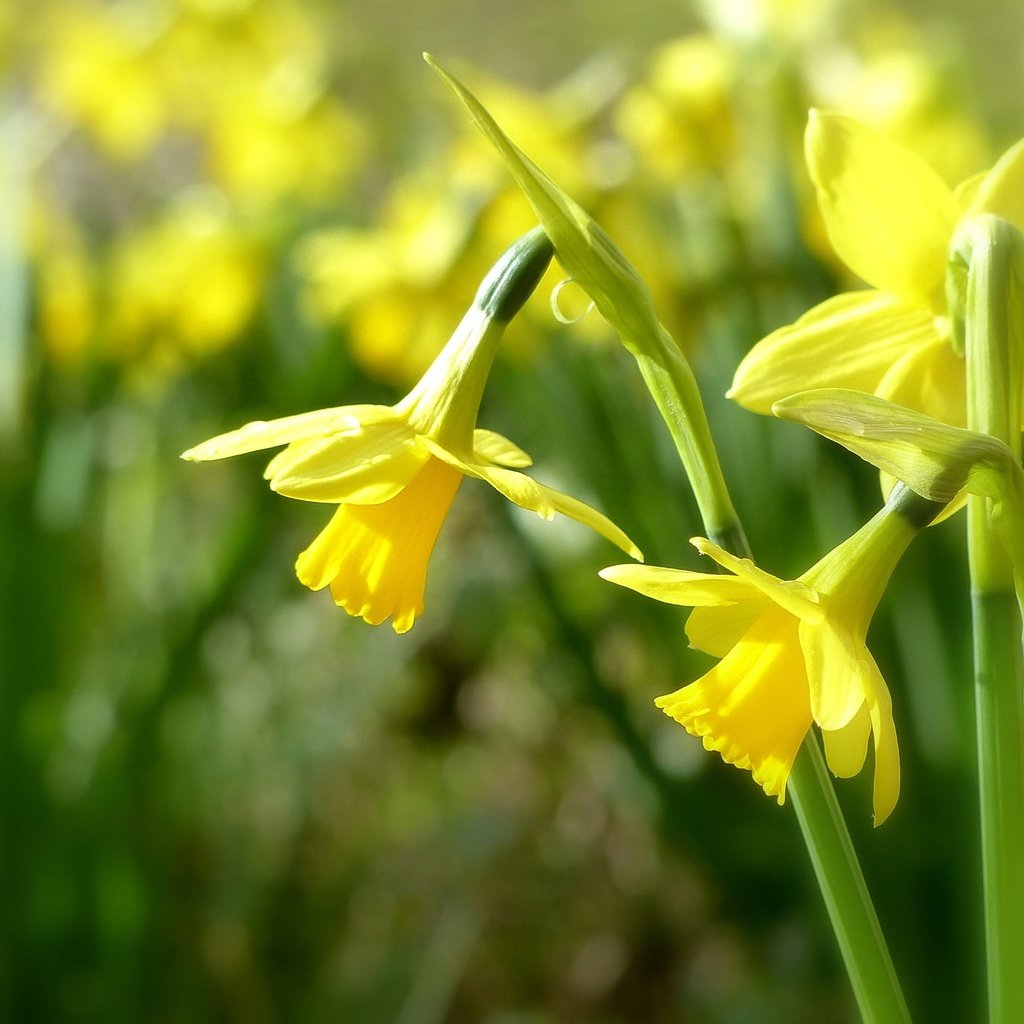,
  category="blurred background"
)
[2,0,1021,1020]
